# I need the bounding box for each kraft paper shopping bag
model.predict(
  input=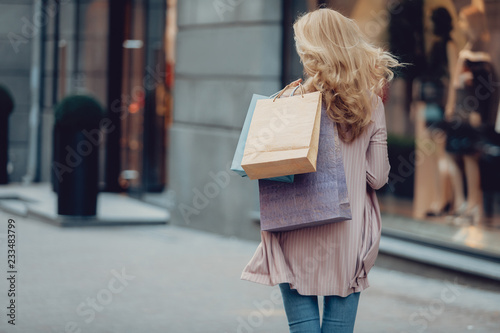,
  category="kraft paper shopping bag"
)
[231,94,294,183]
[241,88,322,180]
